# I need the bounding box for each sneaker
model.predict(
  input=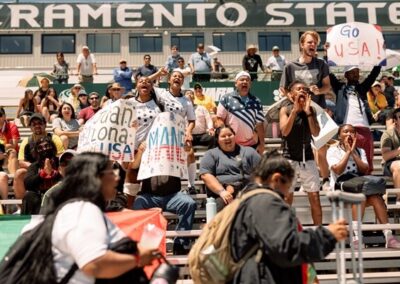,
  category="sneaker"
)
[386,236,400,249]
[322,180,331,191]
[188,186,197,195]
